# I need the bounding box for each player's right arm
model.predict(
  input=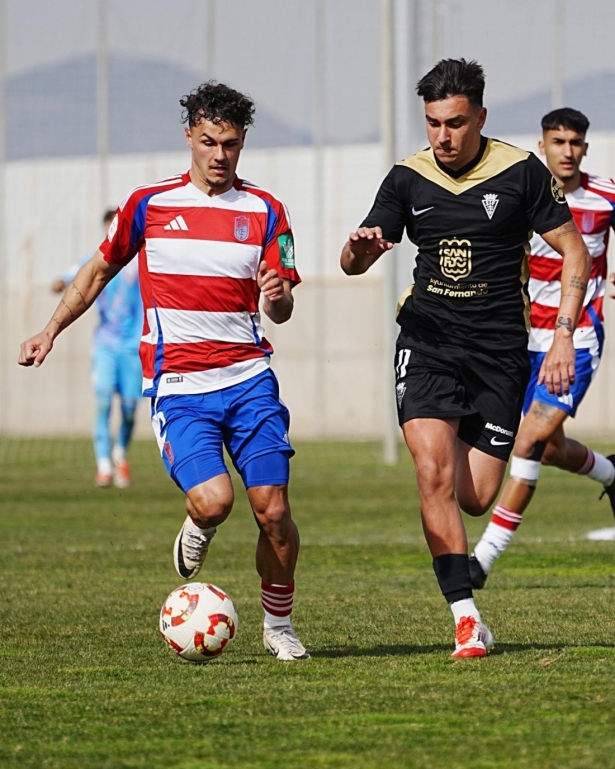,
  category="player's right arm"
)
[341,166,409,276]
[19,251,122,367]
[21,187,148,368]
[340,227,394,275]
[51,256,90,294]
